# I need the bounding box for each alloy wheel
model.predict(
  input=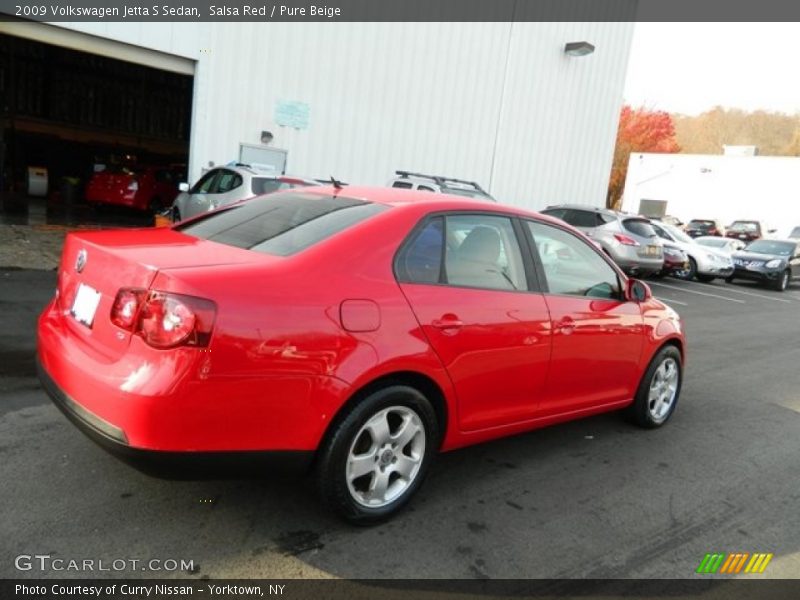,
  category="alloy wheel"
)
[346,406,425,508]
